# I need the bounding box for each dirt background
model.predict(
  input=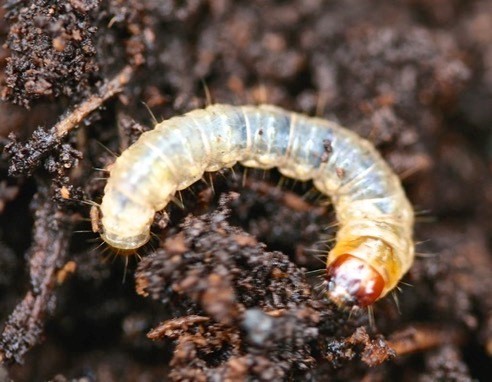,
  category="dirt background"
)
[0,0,491,381]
